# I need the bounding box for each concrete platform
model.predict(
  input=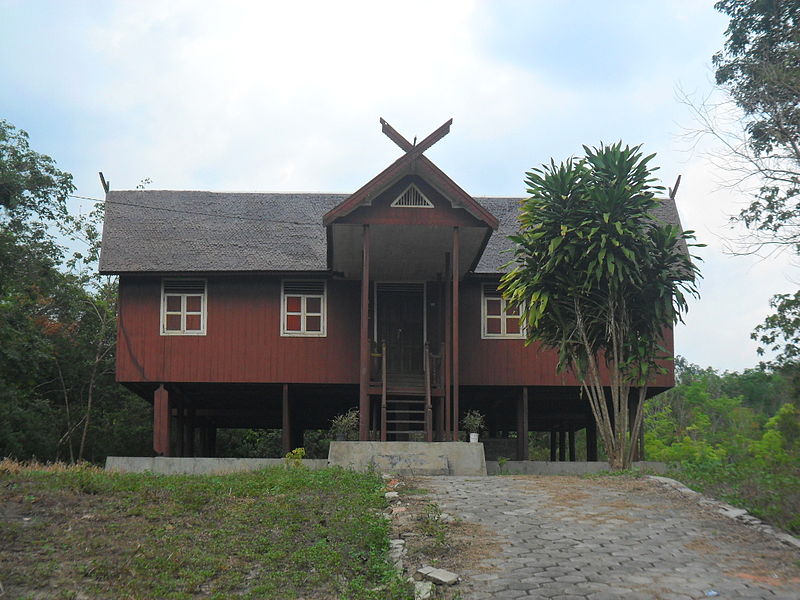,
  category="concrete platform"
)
[105,456,328,474]
[485,460,668,475]
[327,441,487,476]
